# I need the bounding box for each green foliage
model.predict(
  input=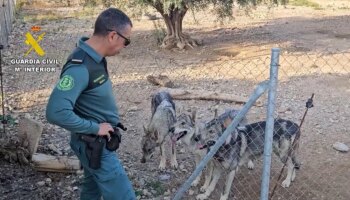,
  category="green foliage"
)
[0,115,17,126]
[289,0,322,9]
[83,0,97,7]
[146,180,166,196]
[135,0,287,19]
[152,20,167,45]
